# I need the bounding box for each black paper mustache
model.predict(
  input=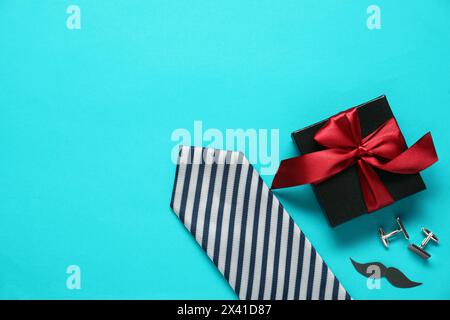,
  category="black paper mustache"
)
[350,258,422,288]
